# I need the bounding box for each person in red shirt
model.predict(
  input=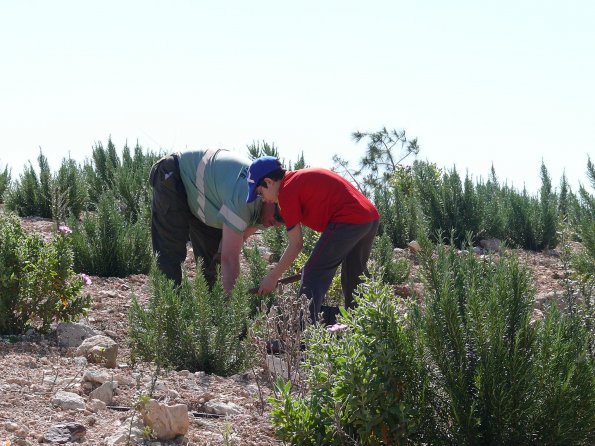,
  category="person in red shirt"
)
[246,156,379,324]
